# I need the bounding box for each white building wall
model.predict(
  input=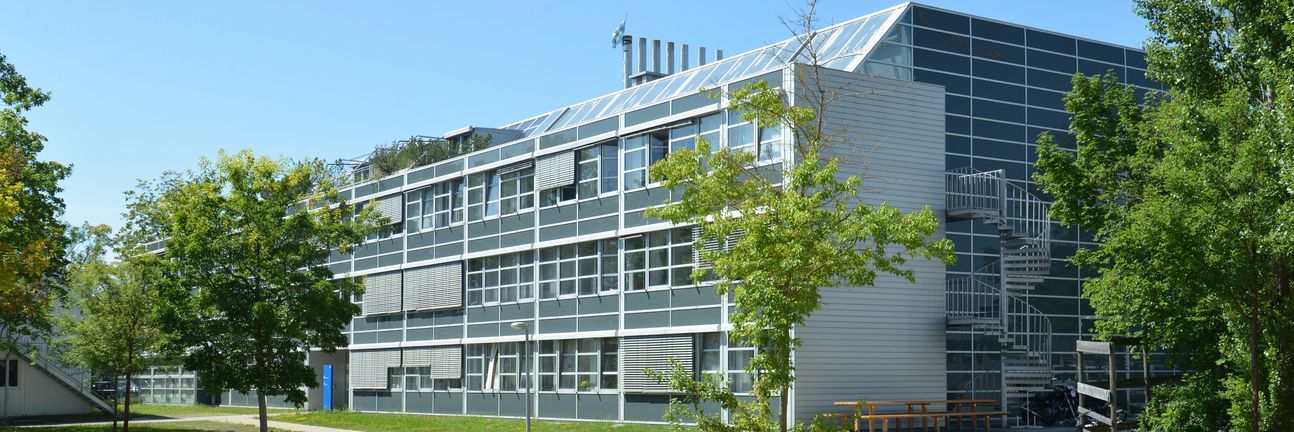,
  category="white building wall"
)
[0,356,96,416]
[792,67,947,421]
